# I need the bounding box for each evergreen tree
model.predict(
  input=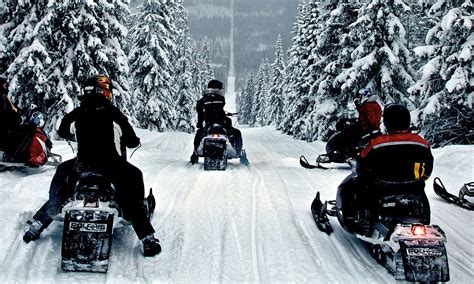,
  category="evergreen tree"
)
[333,0,415,106]
[301,0,361,141]
[409,0,473,146]
[6,0,131,136]
[266,35,286,126]
[238,71,255,125]
[279,0,321,138]
[173,0,198,133]
[251,58,271,126]
[128,0,177,131]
